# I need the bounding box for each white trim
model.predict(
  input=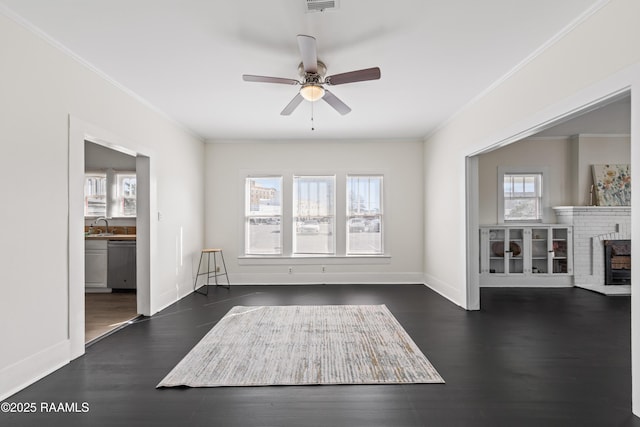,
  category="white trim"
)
[68,116,156,362]
[0,340,69,401]
[229,271,422,285]
[238,255,390,265]
[424,273,465,309]
[207,138,422,145]
[465,85,632,158]
[528,133,631,140]
[465,156,480,310]
[627,69,639,417]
